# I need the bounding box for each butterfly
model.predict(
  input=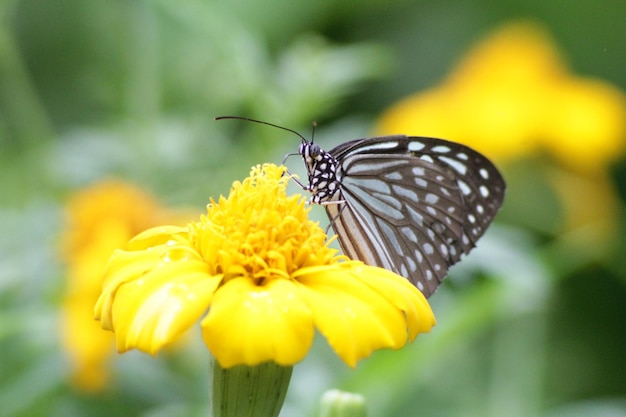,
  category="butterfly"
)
[216,117,506,298]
